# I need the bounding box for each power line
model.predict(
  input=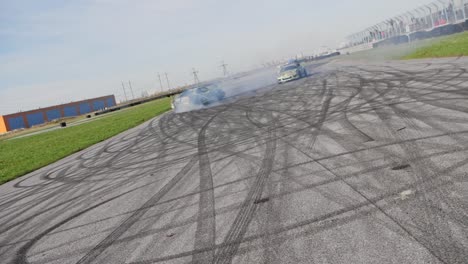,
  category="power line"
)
[192,68,200,85]
[121,82,128,102]
[164,72,171,90]
[220,61,228,76]
[157,73,164,92]
[128,80,135,100]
